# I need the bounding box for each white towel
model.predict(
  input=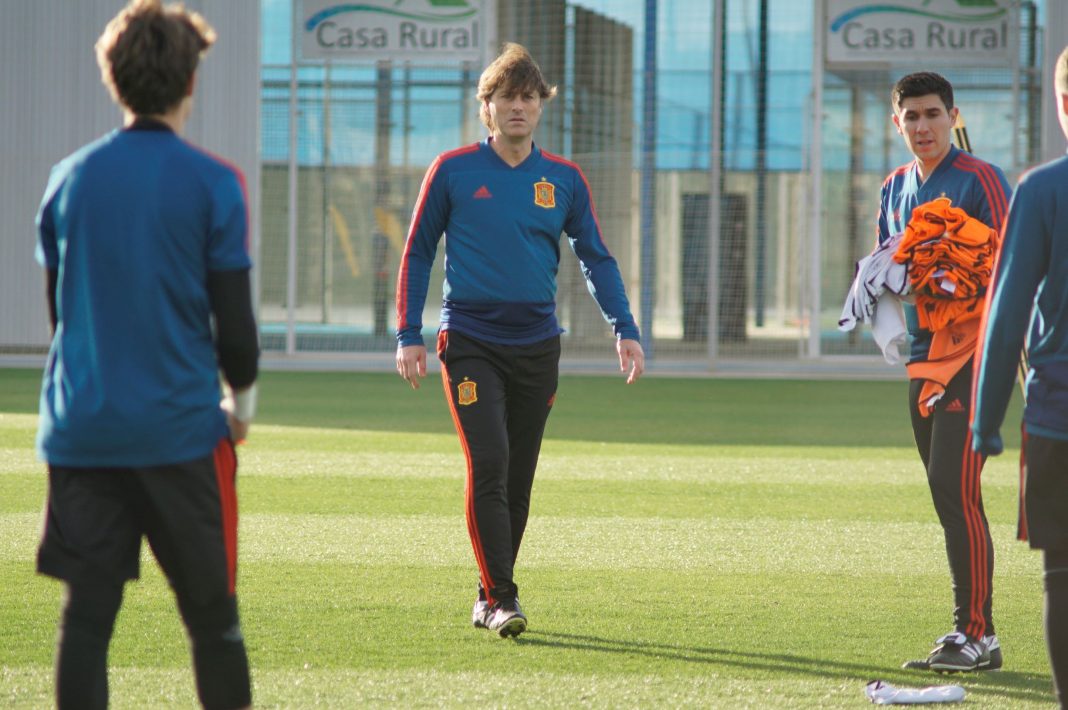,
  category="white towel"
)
[840,238,909,329]
[871,293,908,365]
[839,251,879,331]
[865,680,966,705]
[840,237,909,365]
